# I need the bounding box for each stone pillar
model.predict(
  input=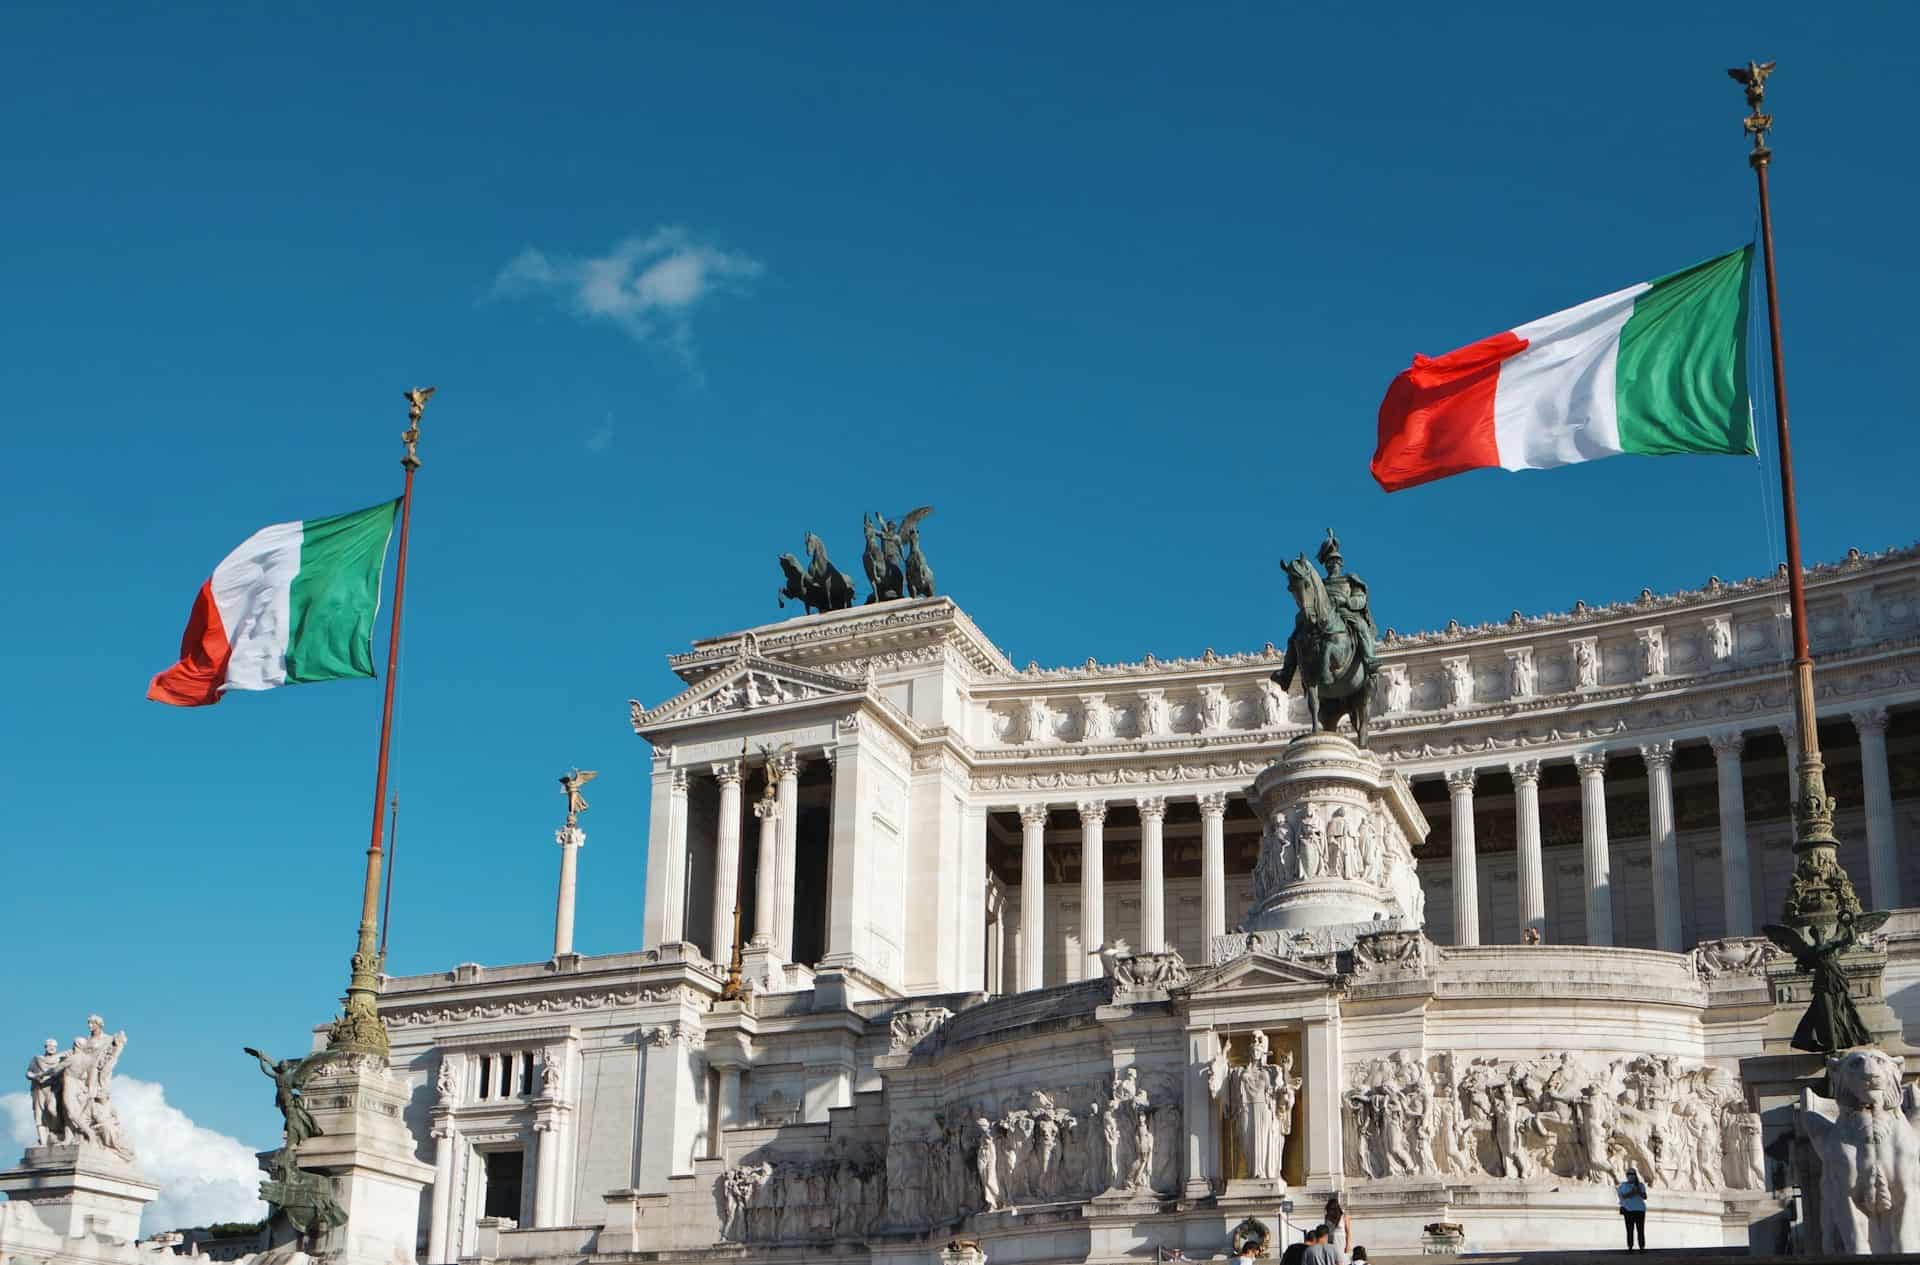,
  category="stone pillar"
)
[643,763,690,948]
[553,825,584,958]
[1641,741,1681,952]
[1078,801,1107,975]
[1446,769,1480,946]
[532,1118,559,1226]
[1710,731,1753,937]
[1302,1013,1345,1188]
[294,1059,436,1265]
[1137,796,1168,953]
[716,1066,744,1135]
[1200,792,1229,948]
[637,1024,703,1188]
[427,1117,455,1262]
[1509,760,1546,942]
[1020,804,1047,991]
[1575,752,1614,947]
[1183,1028,1222,1199]
[709,762,744,964]
[773,751,800,959]
[1855,707,1900,909]
[751,796,779,945]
